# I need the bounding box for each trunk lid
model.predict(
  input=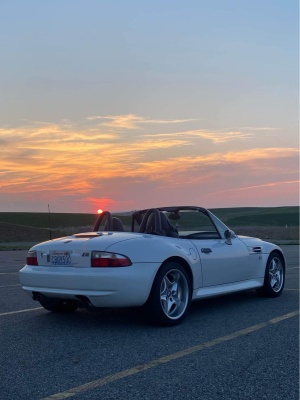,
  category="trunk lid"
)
[30,232,141,268]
